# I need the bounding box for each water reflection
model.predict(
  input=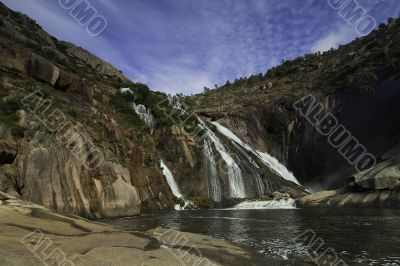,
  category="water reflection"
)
[102,208,400,265]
